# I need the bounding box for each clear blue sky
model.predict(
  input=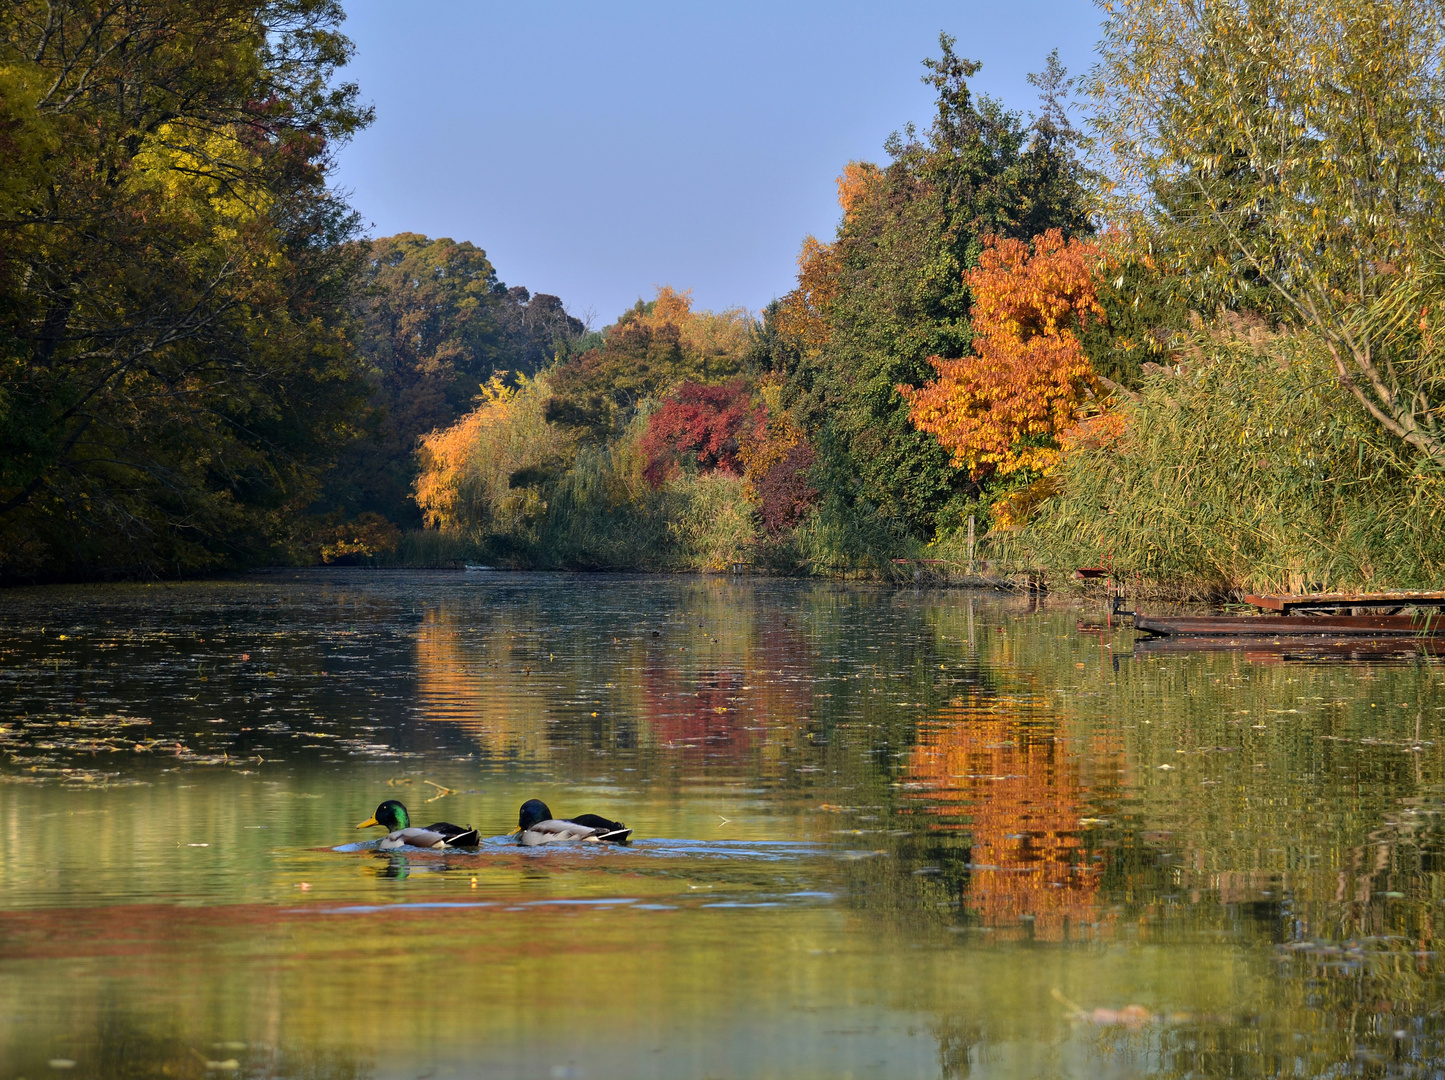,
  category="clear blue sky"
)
[334,1,1103,327]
